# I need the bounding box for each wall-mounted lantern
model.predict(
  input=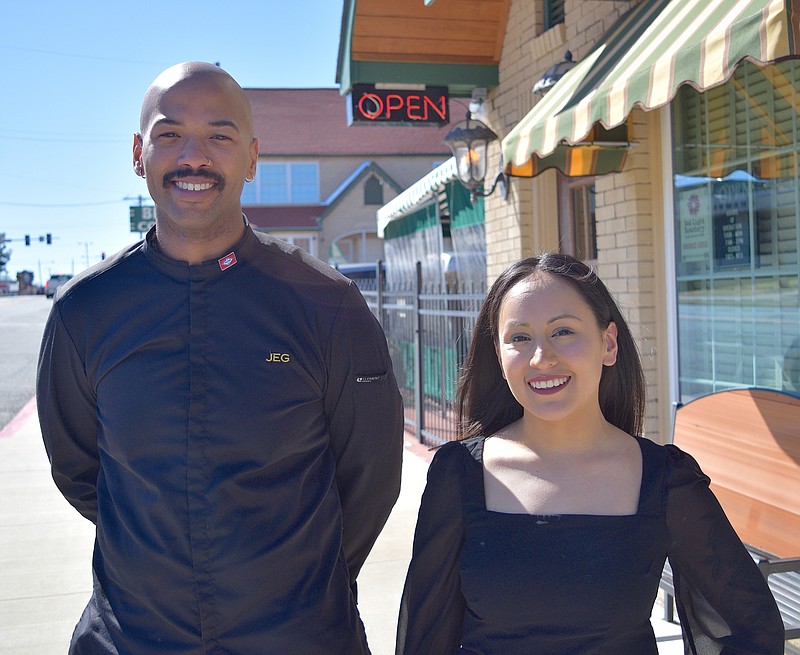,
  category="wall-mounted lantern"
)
[444,113,508,204]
